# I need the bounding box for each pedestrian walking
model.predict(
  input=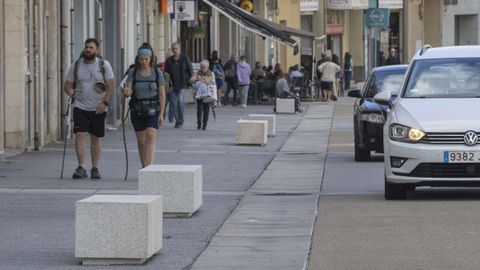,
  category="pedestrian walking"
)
[223,54,238,105]
[209,50,224,93]
[315,53,327,100]
[63,38,115,179]
[122,44,166,168]
[343,52,353,93]
[191,60,215,130]
[237,55,252,108]
[318,56,341,102]
[165,42,193,128]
